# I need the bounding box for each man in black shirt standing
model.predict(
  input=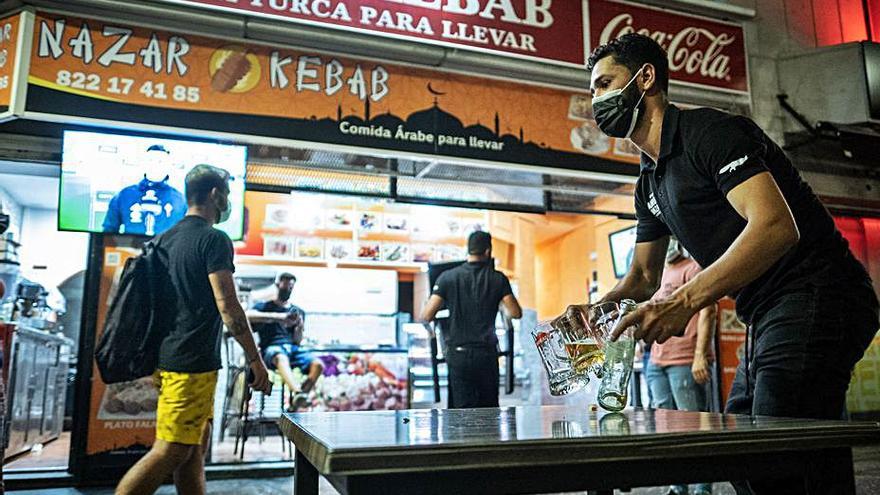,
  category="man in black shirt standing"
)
[117,165,271,495]
[421,231,522,408]
[562,34,878,494]
[247,272,323,411]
